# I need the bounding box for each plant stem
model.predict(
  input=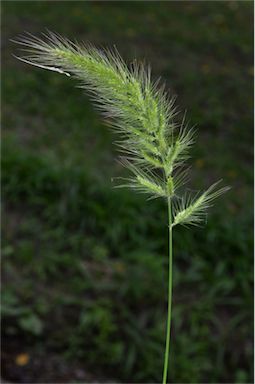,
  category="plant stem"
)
[162,196,173,384]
